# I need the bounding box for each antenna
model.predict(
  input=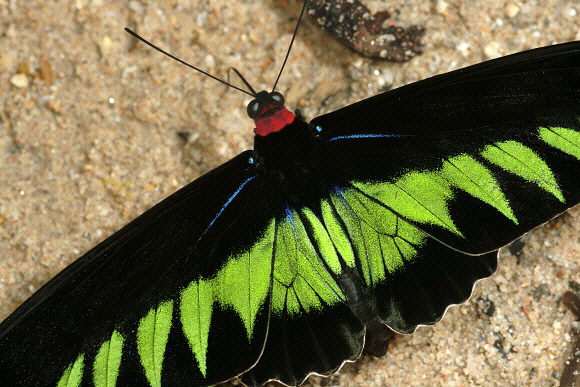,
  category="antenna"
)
[228,67,257,95]
[124,28,255,98]
[272,0,309,92]
[126,0,309,97]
